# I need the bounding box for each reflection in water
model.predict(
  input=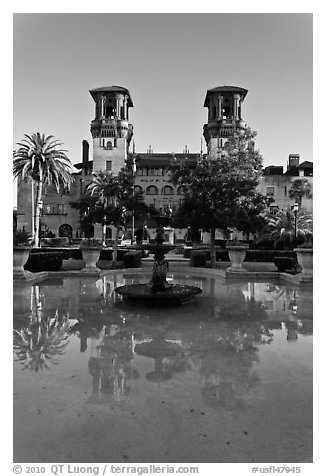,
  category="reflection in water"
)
[70,315,104,353]
[14,276,313,410]
[87,325,139,403]
[13,286,72,371]
[134,336,188,382]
